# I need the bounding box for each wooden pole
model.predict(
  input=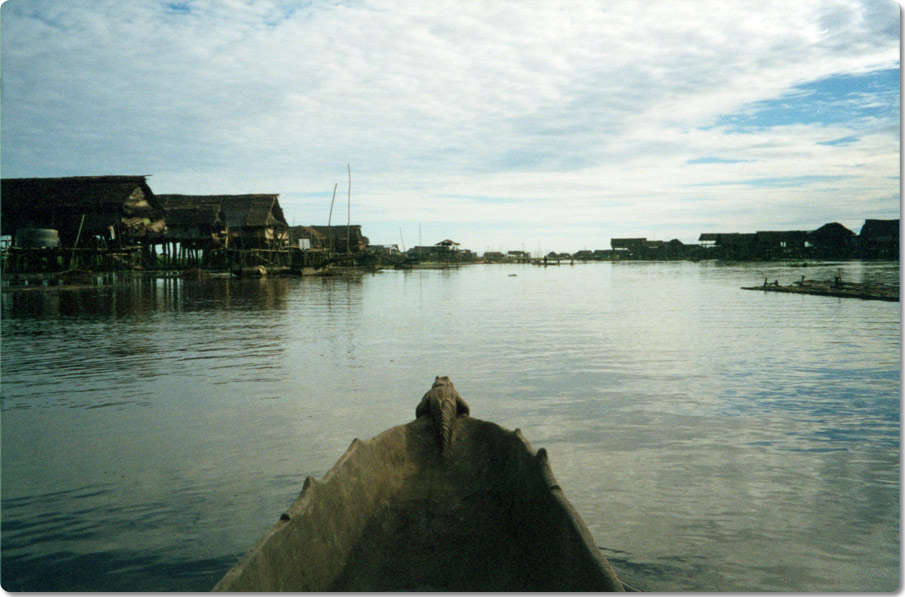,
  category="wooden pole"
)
[346,164,351,256]
[327,182,338,253]
[69,214,86,269]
